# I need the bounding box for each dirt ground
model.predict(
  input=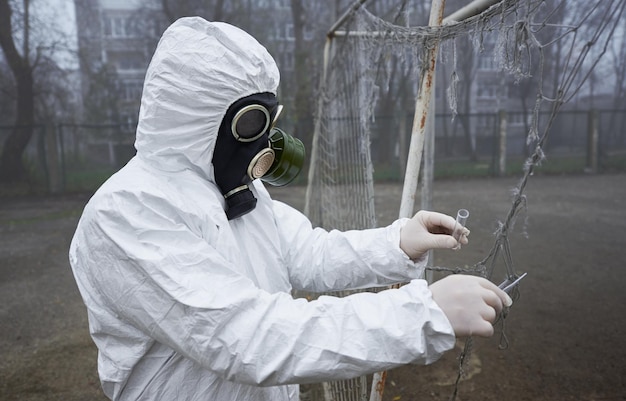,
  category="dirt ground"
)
[1,173,625,401]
